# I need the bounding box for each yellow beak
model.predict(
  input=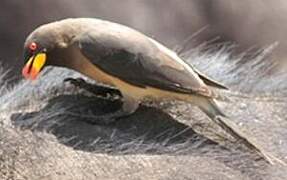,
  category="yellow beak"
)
[22,53,47,80]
